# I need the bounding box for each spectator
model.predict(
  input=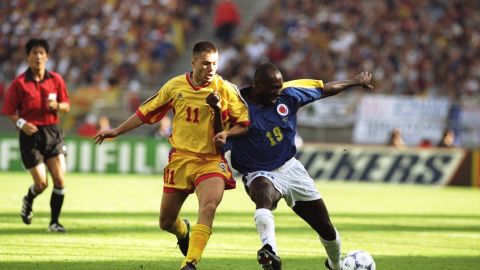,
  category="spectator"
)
[438,128,455,147]
[0,1,213,87]
[213,0,241,44]
[153,115,172,139]
[418,138,433,148]
[77,114,111,138]
[388,128,405,148]
[77,113,98,138]
[221,0,480,98]
[98,115,111,131]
